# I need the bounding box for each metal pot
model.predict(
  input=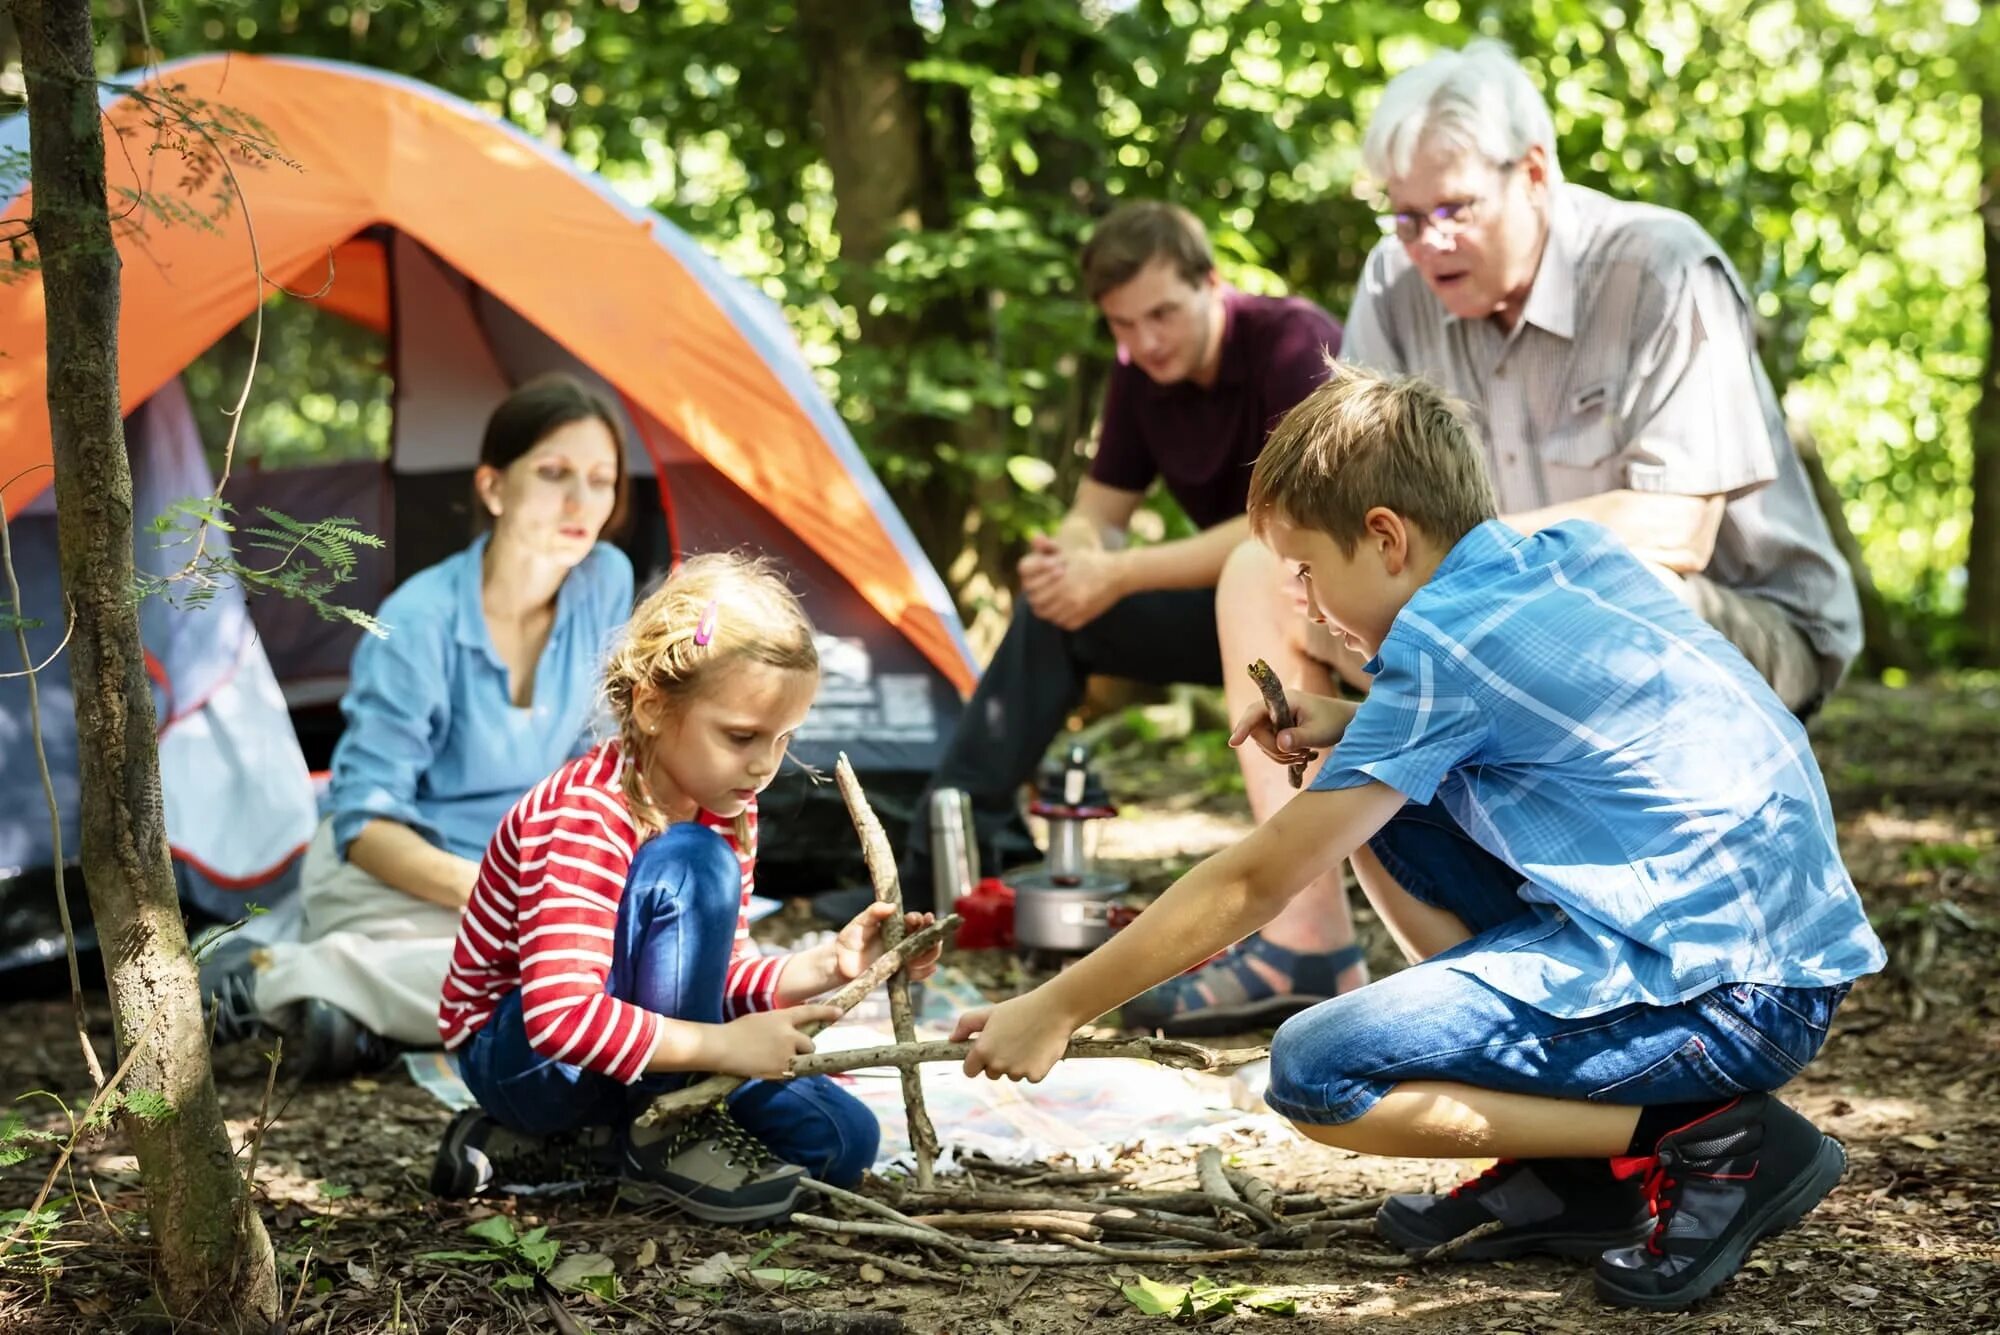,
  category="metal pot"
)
[1006,867,1130,953]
